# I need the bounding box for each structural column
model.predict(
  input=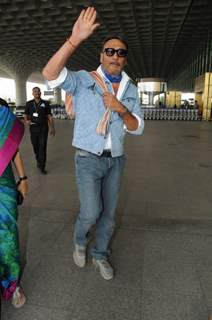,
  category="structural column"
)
[54,88,62,105]
[15,76,27,106]
[202,73,212,120]
[149,92,154,106]
[166,91,181,107]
